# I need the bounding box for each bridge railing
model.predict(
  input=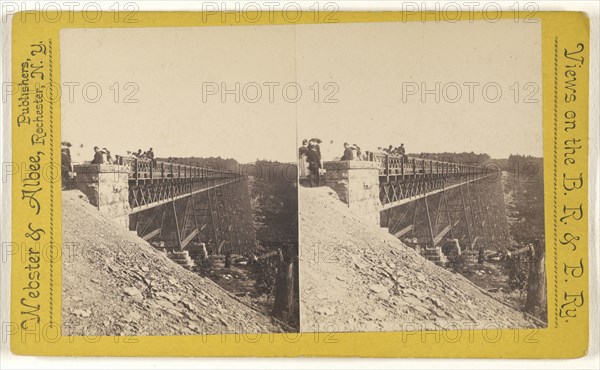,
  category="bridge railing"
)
[365,152,487,178]
[115,156,238,181]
